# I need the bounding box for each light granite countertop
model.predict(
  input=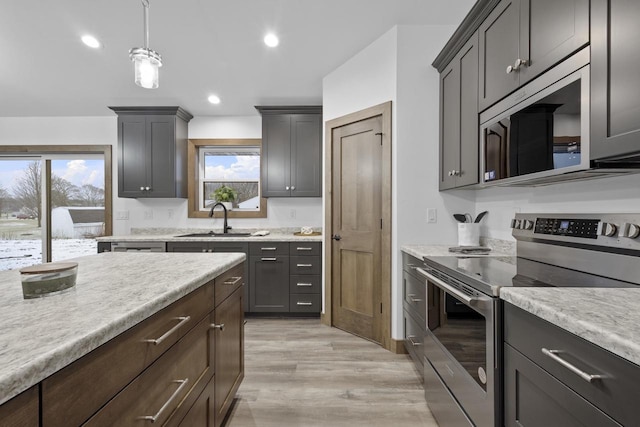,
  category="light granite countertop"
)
[0,251,245,405]
[401,242,515,260]
[97,229,323,243]
[501,288,640,367]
